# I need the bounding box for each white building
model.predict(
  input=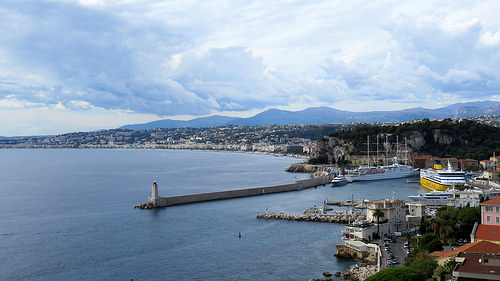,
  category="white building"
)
[342,198,408,241]
[448,189,500,208]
